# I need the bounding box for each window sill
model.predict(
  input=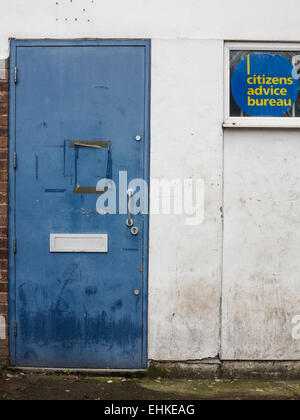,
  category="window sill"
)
[223,118,300,129]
